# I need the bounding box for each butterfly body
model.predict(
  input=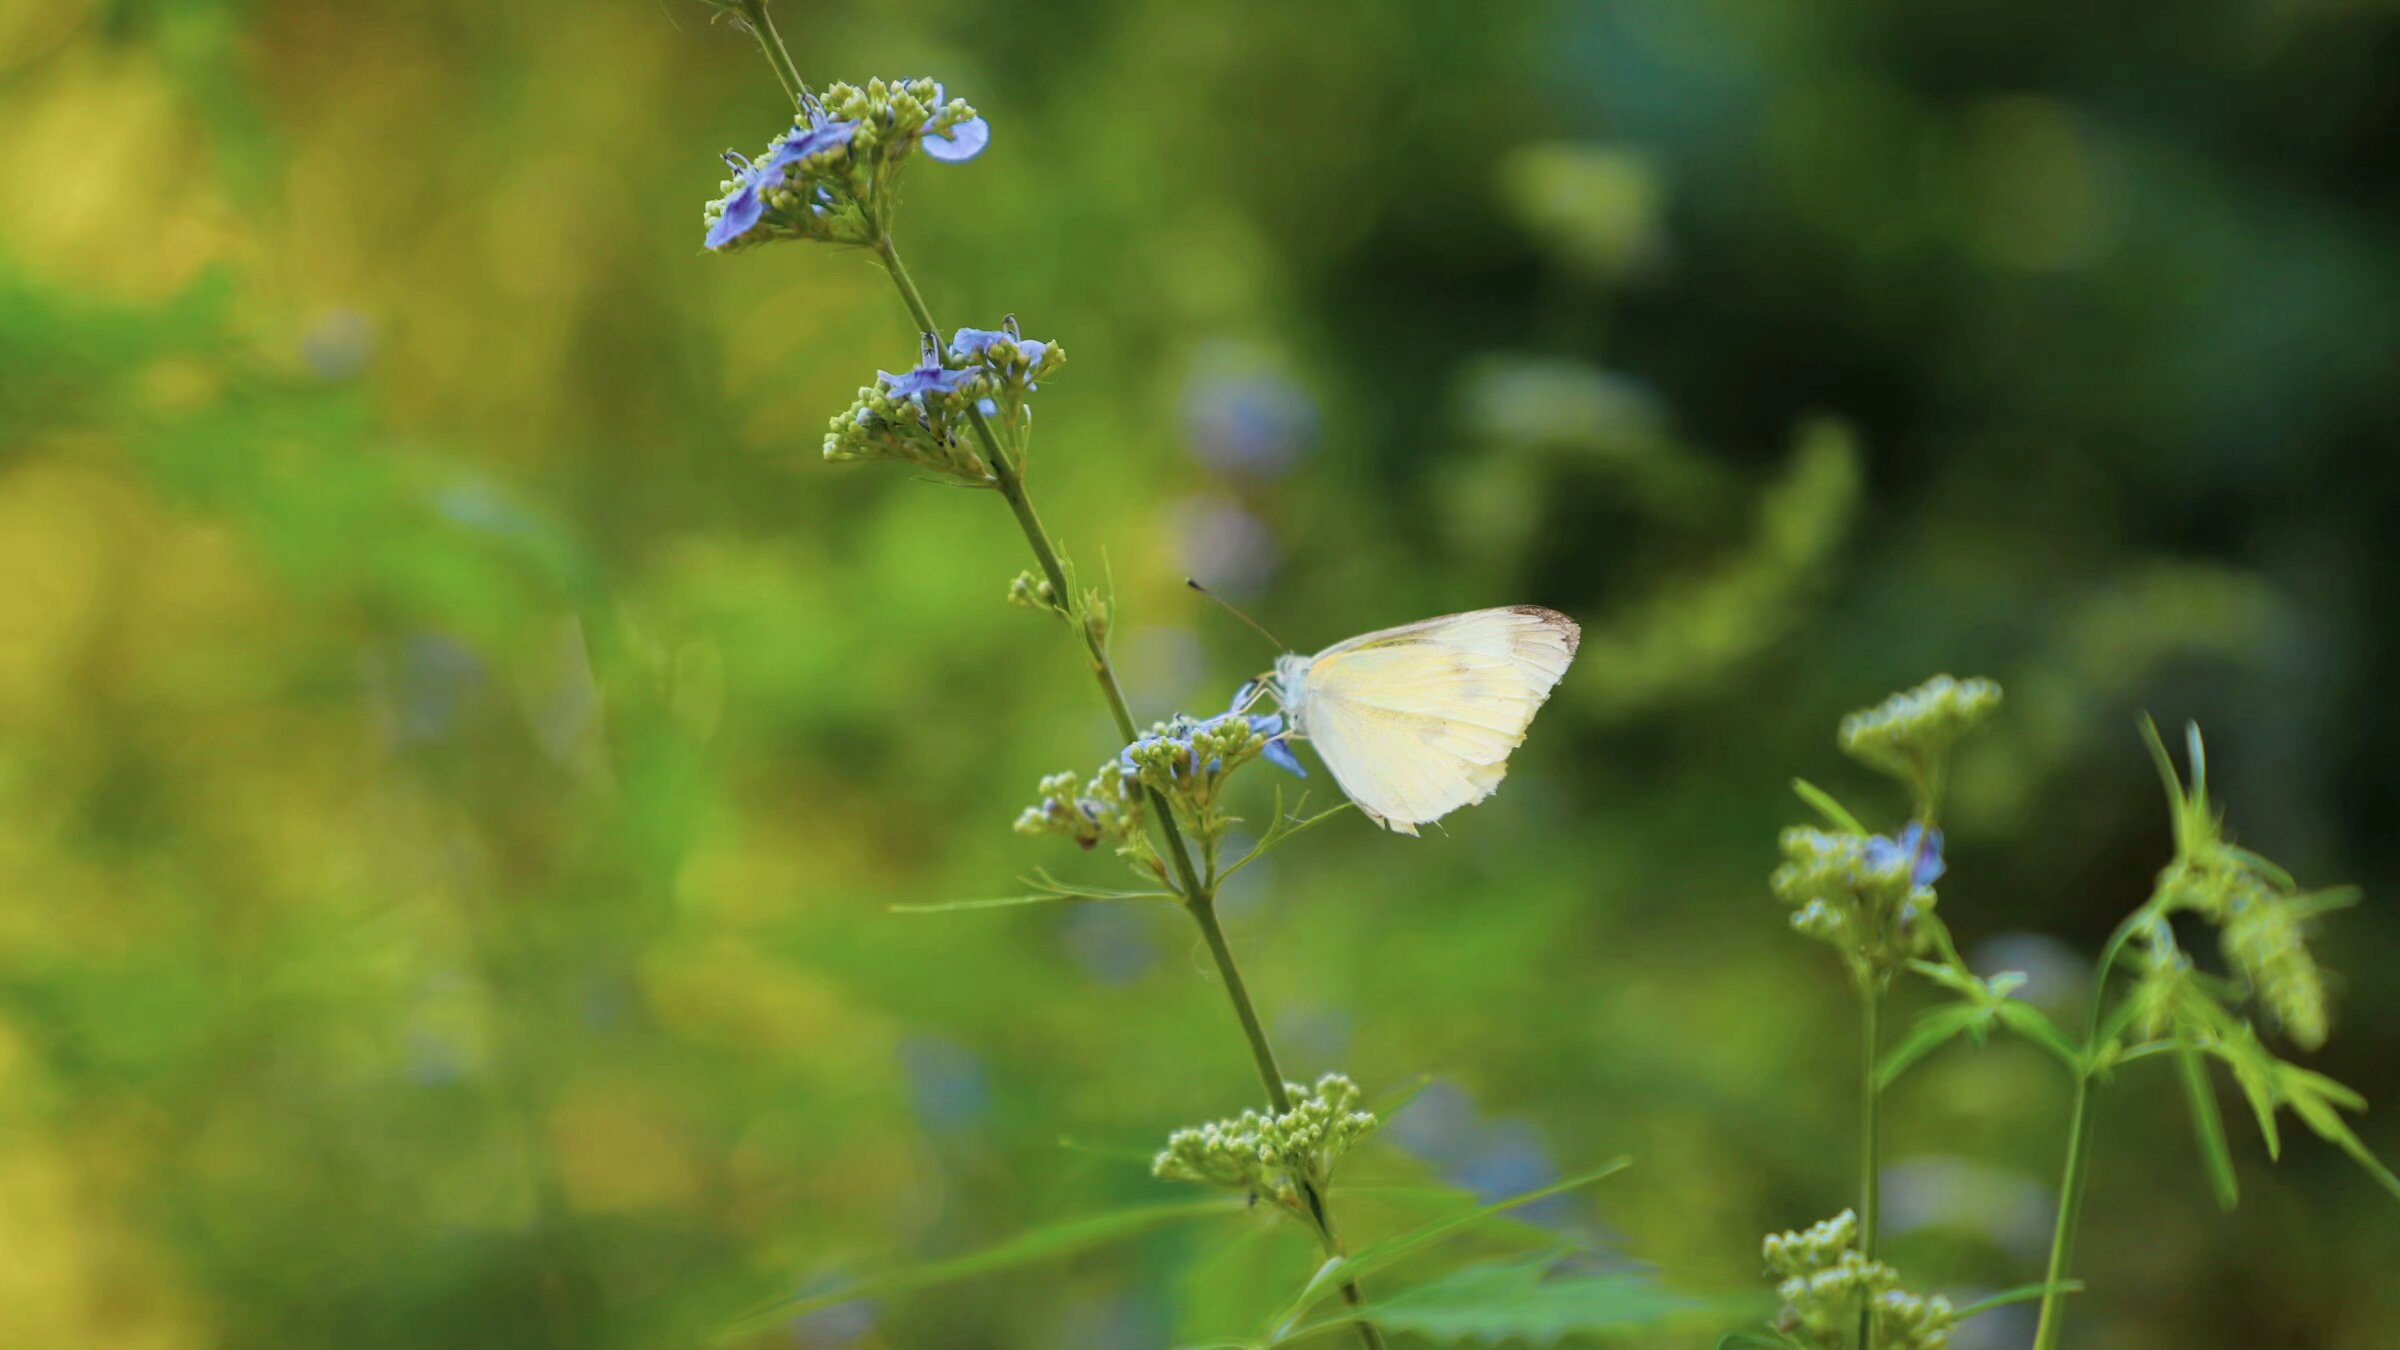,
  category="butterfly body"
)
[1270,606,1580,835]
